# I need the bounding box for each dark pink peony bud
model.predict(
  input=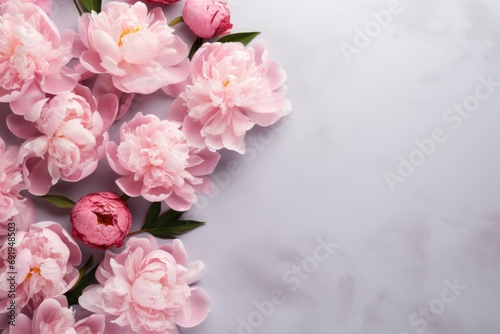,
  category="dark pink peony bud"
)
[71,192,132,249]
[182,0,233,38]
